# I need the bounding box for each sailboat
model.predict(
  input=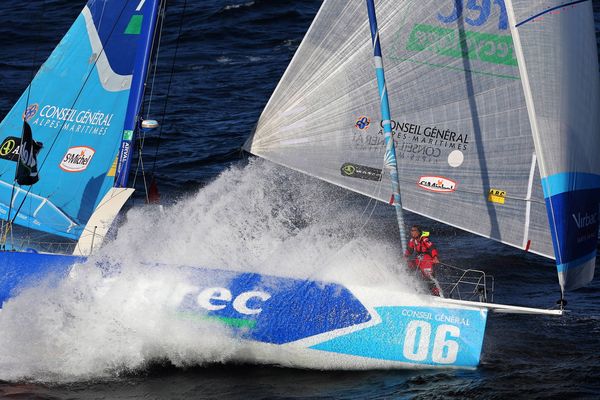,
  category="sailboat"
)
[0,0,598,369]
[0,0,162,255]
